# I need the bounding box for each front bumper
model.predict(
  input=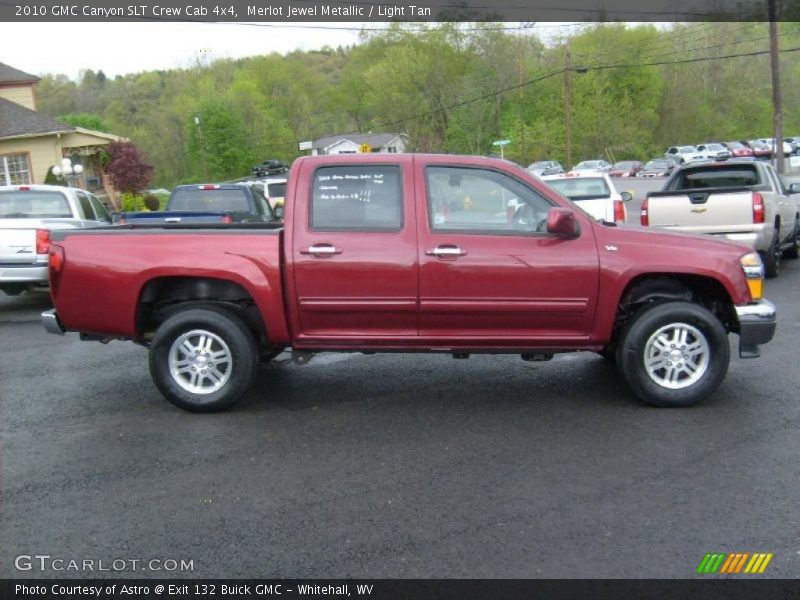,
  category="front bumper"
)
[735,299,776,358]
[42,309,66,336]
